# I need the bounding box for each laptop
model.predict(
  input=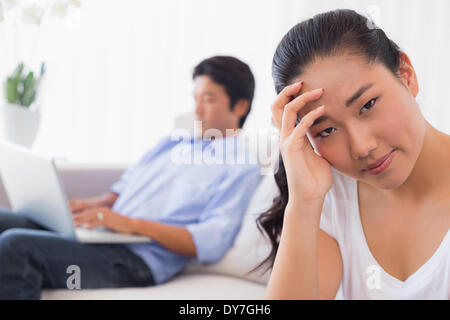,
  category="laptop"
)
[0,142,152,243]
